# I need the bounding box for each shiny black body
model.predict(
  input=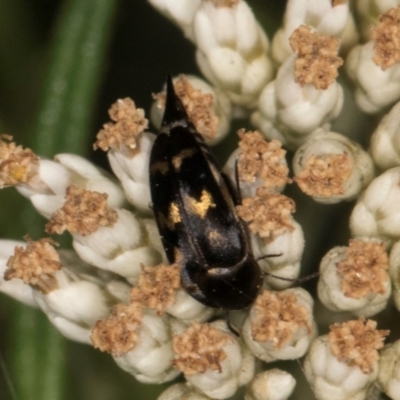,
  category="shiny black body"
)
[149,76,262,310]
